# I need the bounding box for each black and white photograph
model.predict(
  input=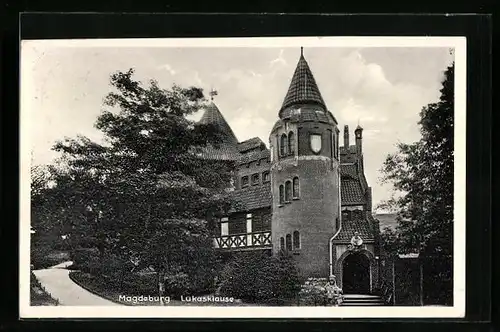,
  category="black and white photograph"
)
[20,37,466,318]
